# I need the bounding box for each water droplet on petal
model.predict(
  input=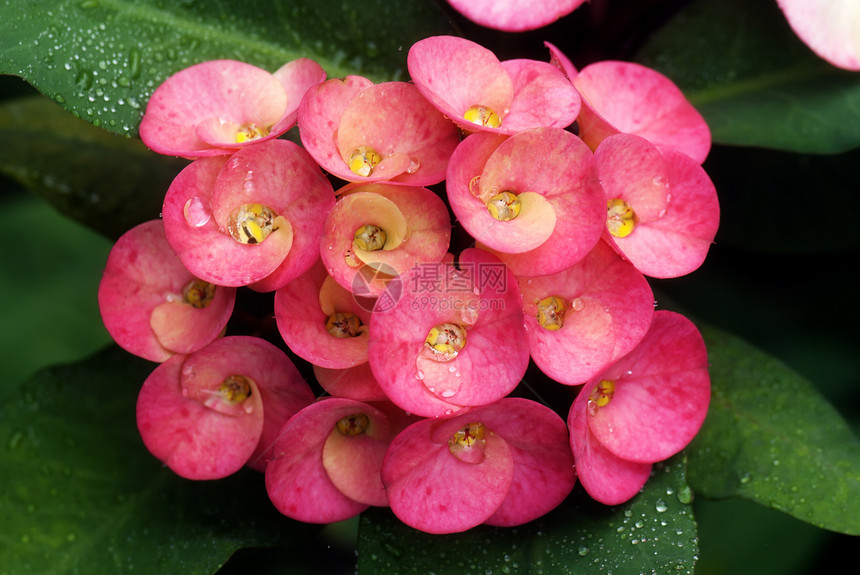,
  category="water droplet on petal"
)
[415,371,425,381]
[406,157,421,174]
[468,175,482,197]
[183,197,211,227]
